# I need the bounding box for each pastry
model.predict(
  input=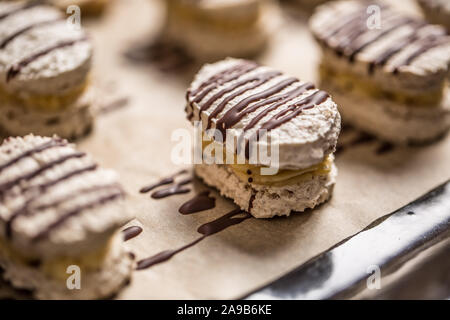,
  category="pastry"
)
[163,0,275,61]
[0,1,94,140]
[417,0,450,32]
[185,58,341,218]
[0,135,133,299]
[310,0,450,144]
